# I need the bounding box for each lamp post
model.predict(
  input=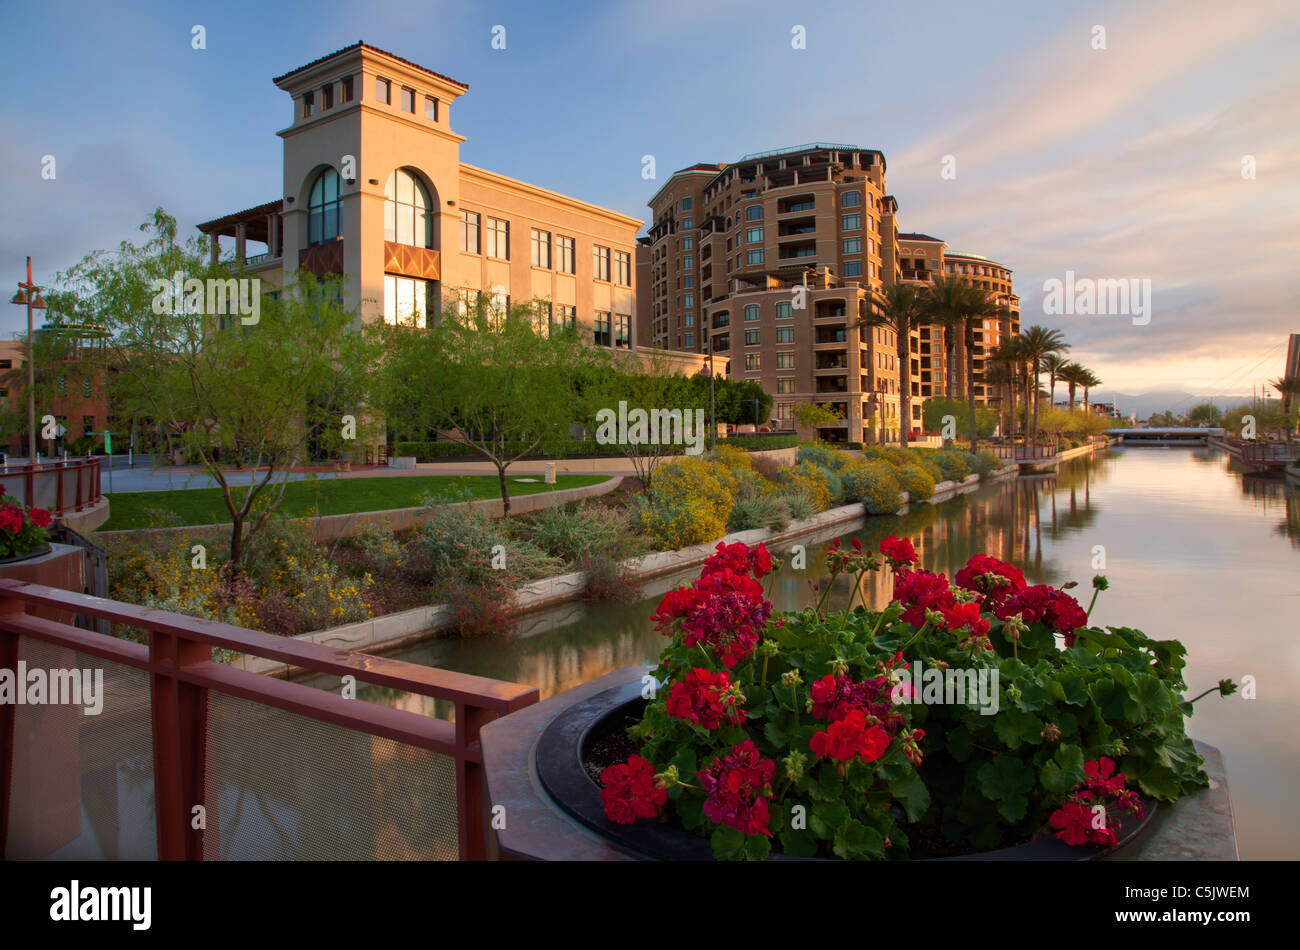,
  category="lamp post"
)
[10,256,47,464]
[697,346,716,451]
